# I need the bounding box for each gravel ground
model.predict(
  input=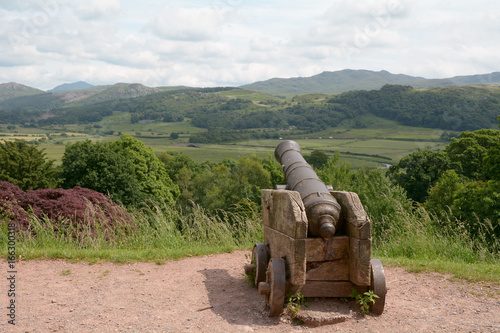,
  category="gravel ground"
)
[1,251,499,332]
